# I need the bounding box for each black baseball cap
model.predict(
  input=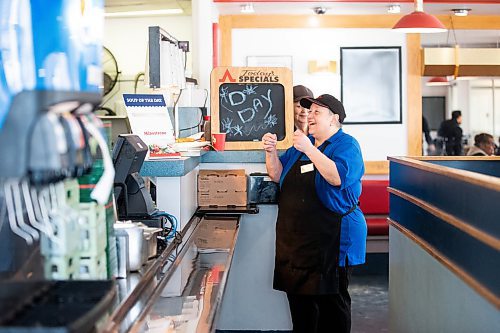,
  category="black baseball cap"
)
[293,85,314,102]
[300,94,346,123]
